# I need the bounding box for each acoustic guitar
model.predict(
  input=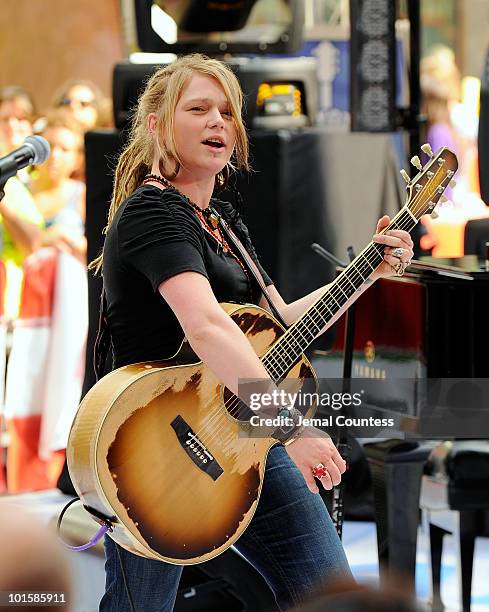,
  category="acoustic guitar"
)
[67,146,458,563]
